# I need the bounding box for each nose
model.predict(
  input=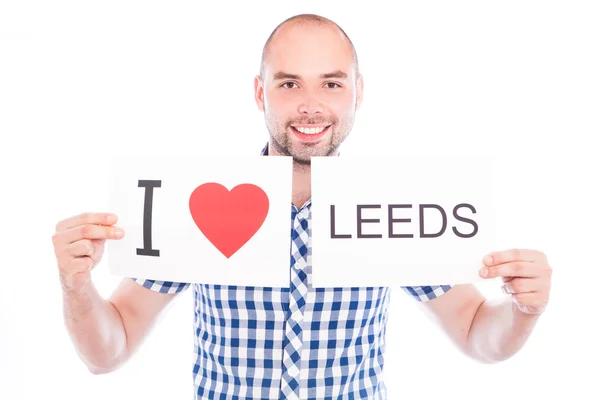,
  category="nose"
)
[298,94,324,116]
